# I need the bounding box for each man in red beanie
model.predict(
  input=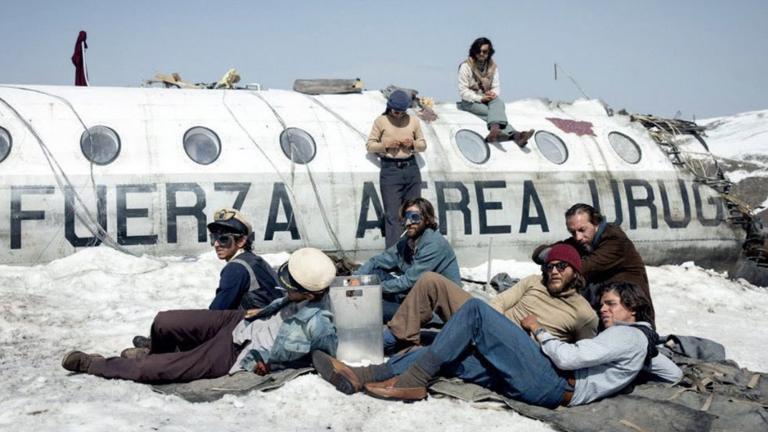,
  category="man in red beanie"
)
[370,242,597,355]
